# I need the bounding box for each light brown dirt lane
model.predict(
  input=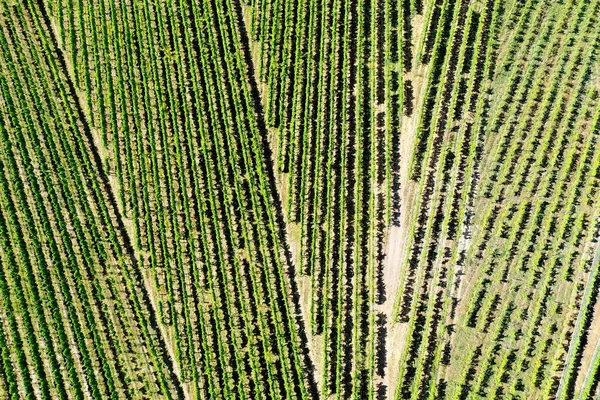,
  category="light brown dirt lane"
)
[373,6,433,395]
[376,58,429,397]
